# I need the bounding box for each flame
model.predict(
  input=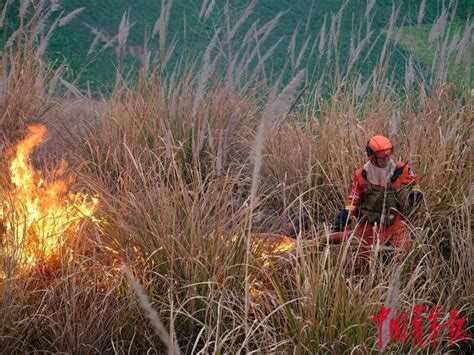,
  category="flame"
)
[252,234,296,260]
[1,125,98,267]
[247,234,296,299]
